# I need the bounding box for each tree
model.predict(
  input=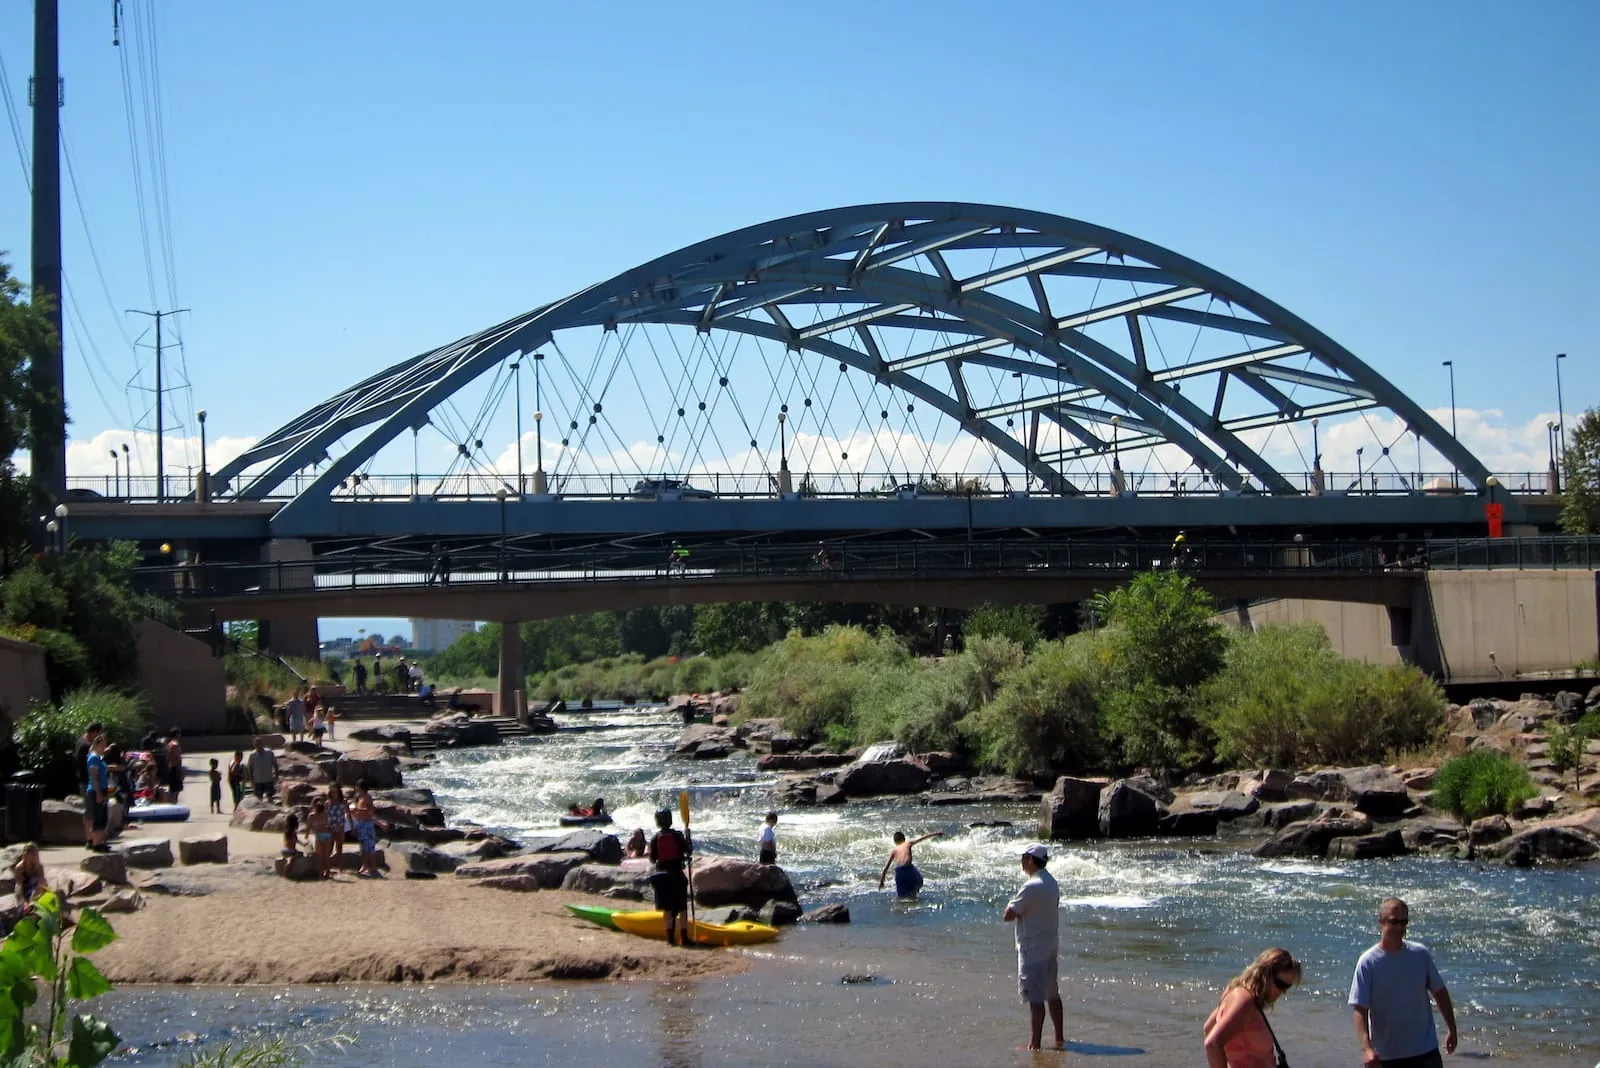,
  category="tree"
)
[0,256,62,566]
[963,602,1044,650]
[1561,408,1600,534]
